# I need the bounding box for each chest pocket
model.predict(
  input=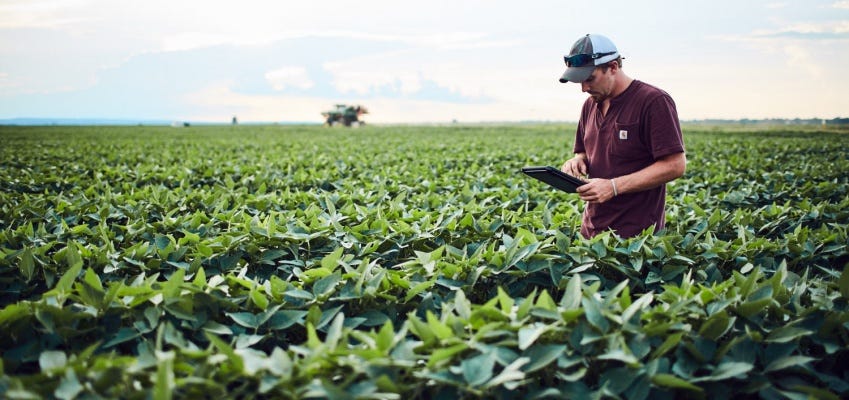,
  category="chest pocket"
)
[610,121,647,161]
